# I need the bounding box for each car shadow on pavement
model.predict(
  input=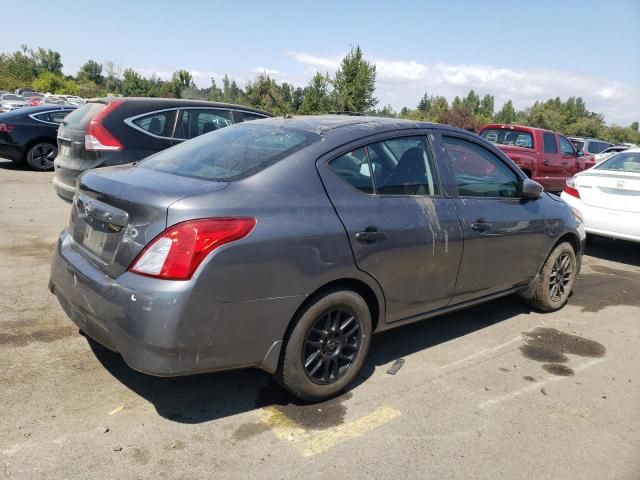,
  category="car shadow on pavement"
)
[0,158,27,170]
[89,295,533,424]
[585,236,640,268]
